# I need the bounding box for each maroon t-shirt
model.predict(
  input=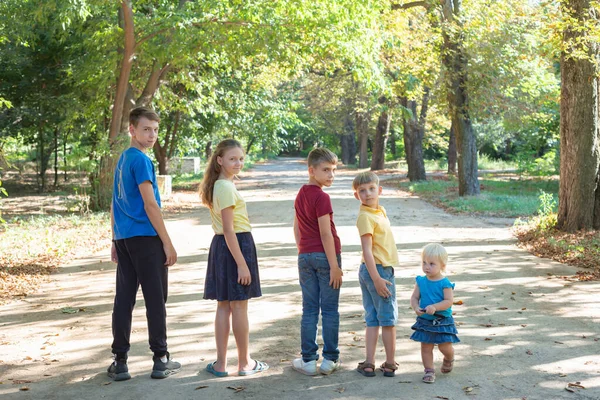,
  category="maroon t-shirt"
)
[294,185,341,254]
